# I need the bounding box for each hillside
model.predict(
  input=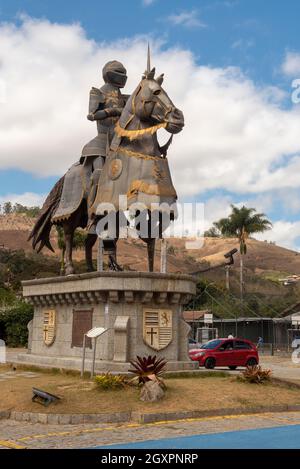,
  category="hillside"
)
[0,213,299,317]
[1,213,300,275]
